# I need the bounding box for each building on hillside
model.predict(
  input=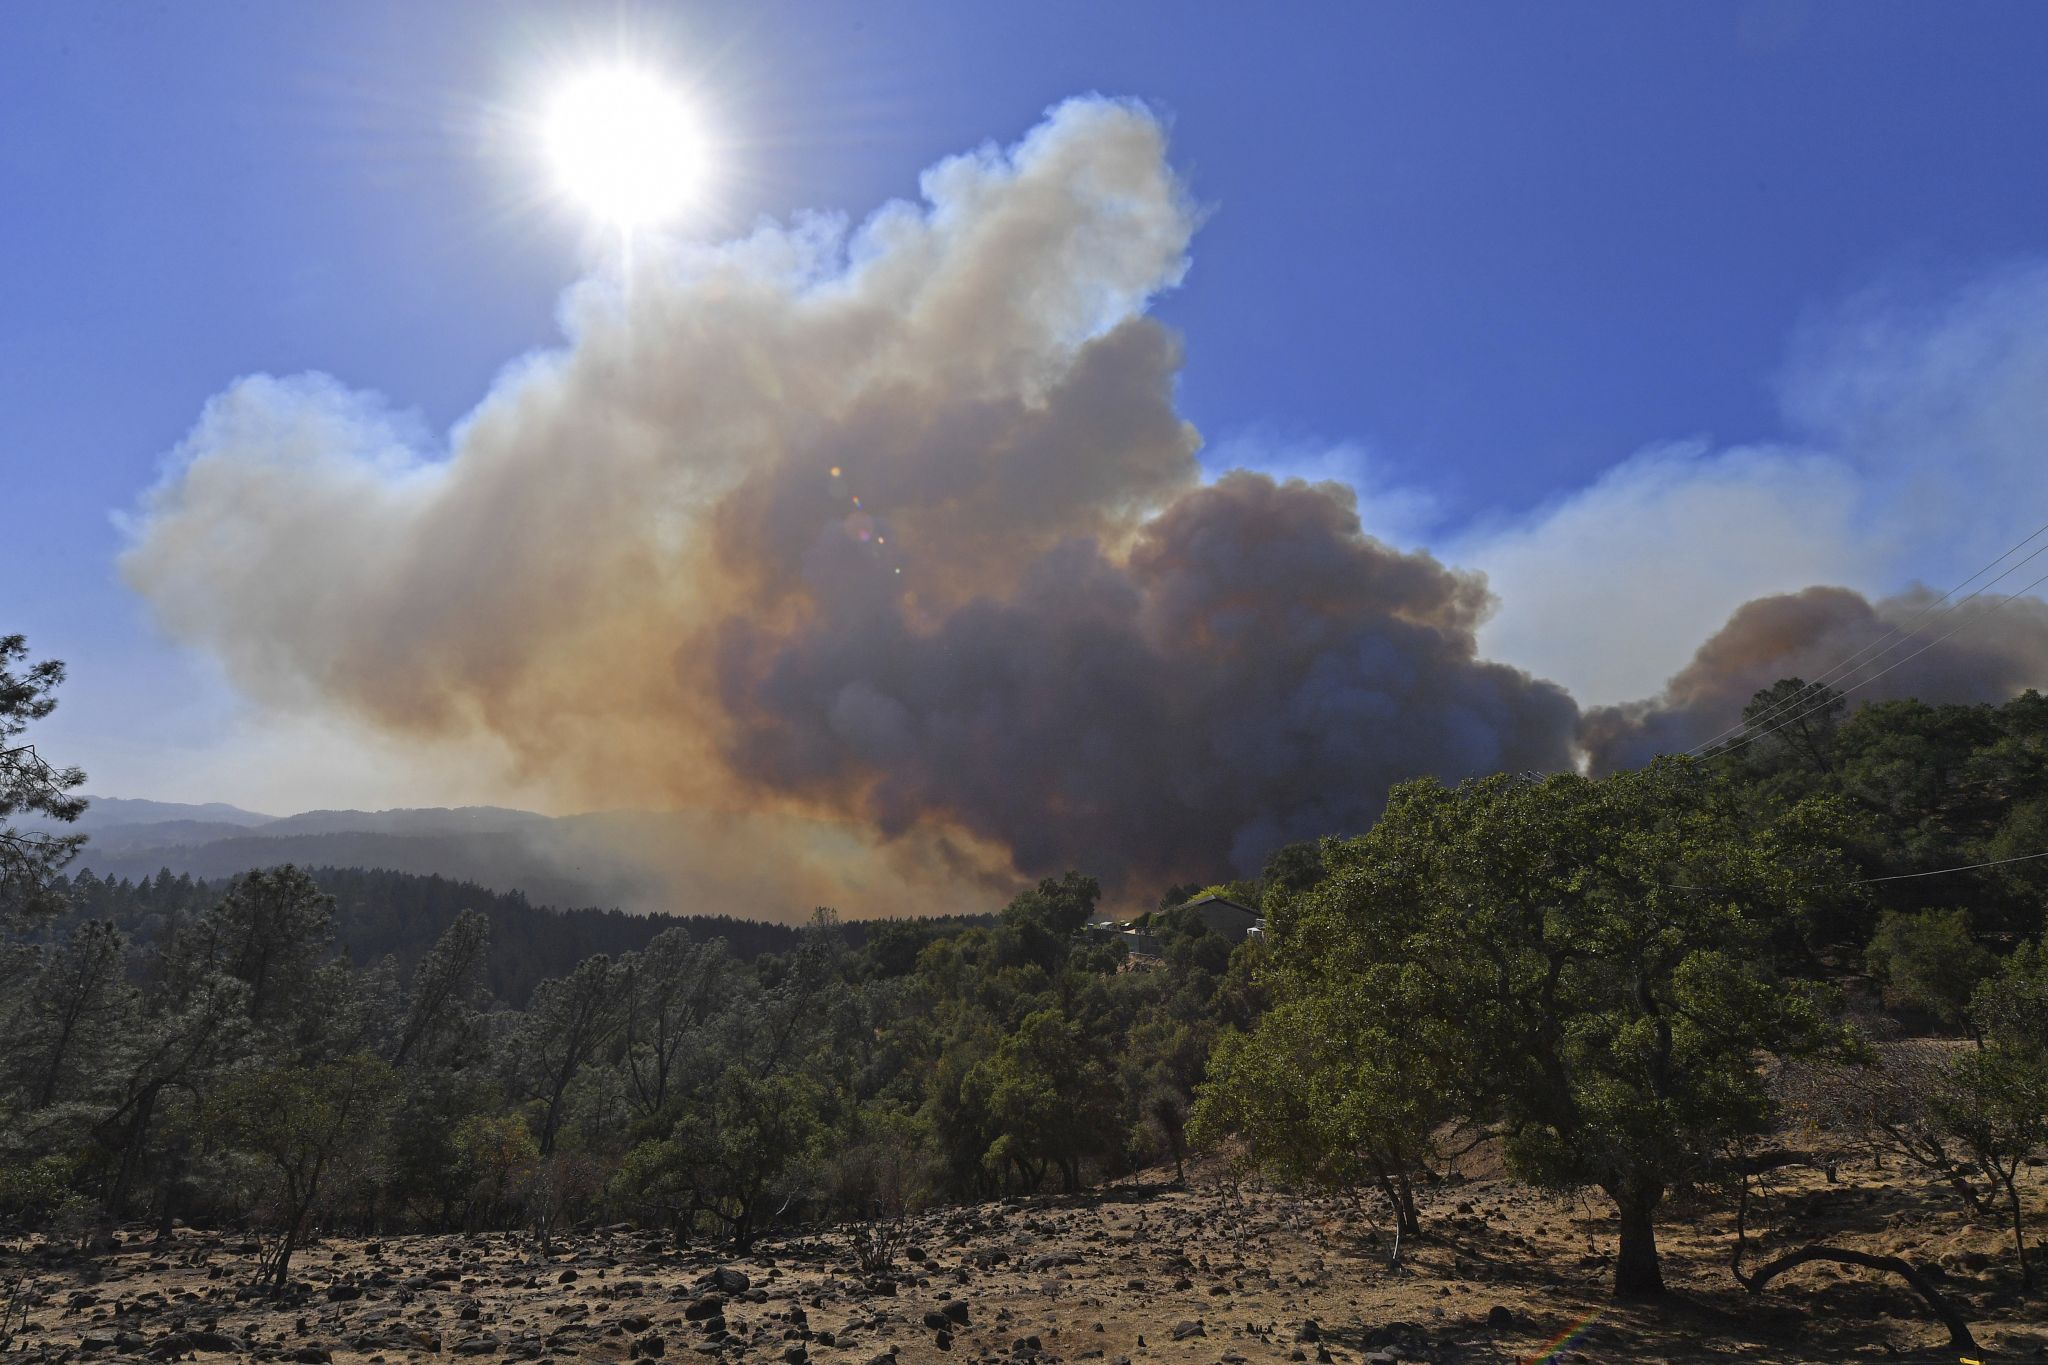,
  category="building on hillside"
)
[1086,895,1263,959]
[1085,917,1163,957]
[1174,892,1262,942]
